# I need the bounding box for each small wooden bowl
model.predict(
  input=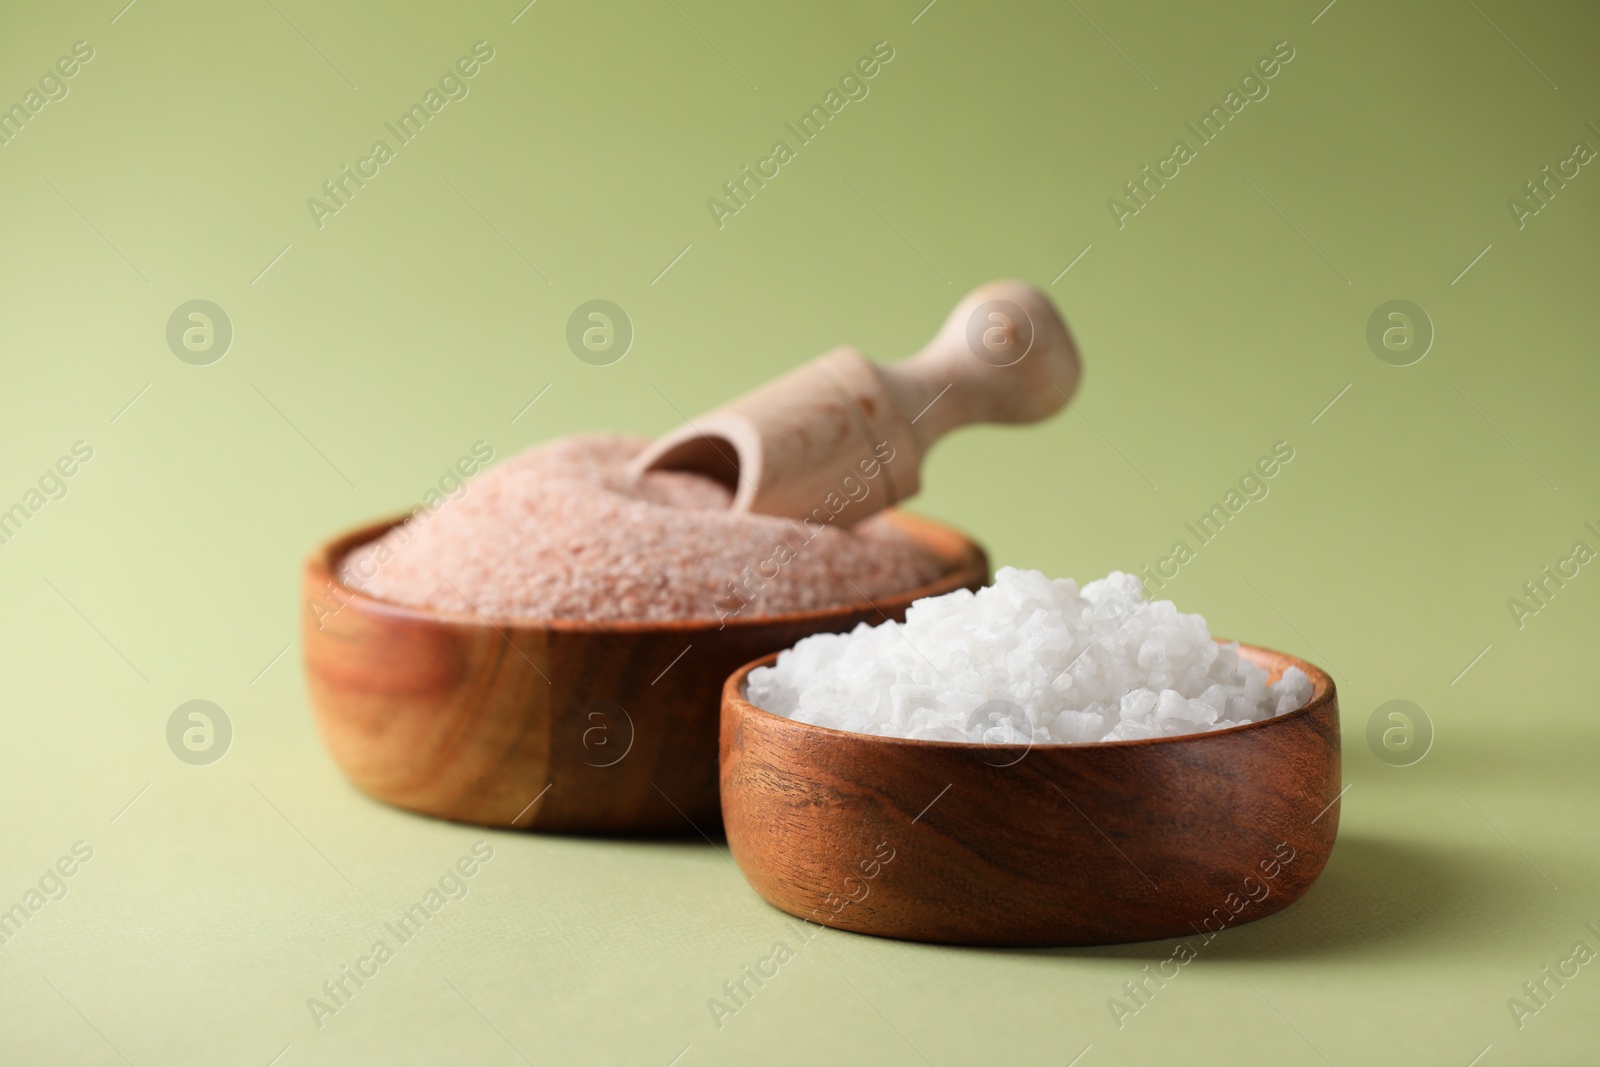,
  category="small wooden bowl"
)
[720,646,1339,946]
[301,511,986,834]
